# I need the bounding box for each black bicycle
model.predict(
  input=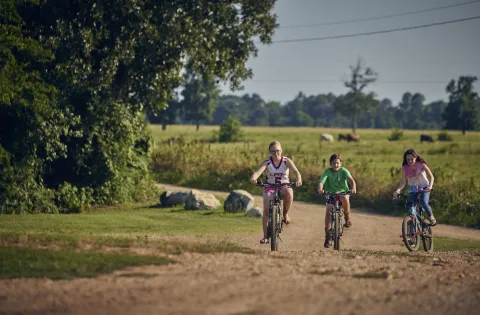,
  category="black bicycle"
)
[256,181,297,251]
[396,191,434,252]
[321,191,351,250]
